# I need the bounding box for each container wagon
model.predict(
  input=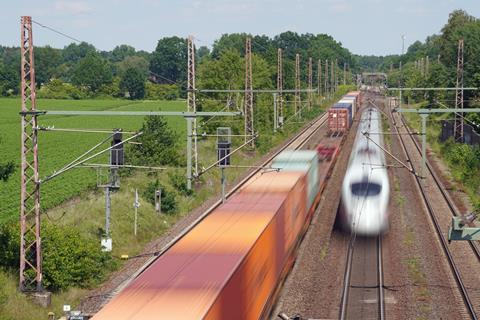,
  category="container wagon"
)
[92,151,319,320]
